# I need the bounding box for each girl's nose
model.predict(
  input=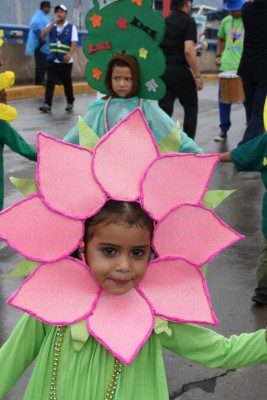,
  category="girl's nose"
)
[116,257,131,272]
